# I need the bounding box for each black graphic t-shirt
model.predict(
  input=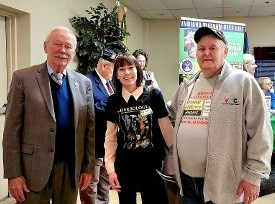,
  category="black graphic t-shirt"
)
[106,88,168,162]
